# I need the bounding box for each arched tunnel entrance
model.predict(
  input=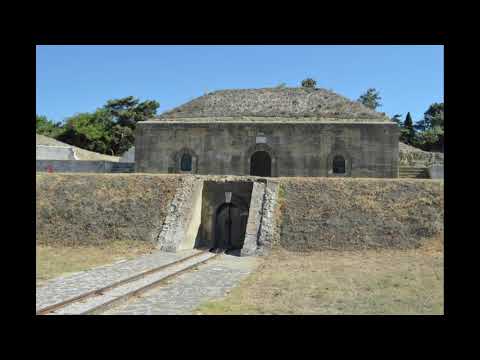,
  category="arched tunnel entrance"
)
[214,202,248,252]
[194,181,253,255]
